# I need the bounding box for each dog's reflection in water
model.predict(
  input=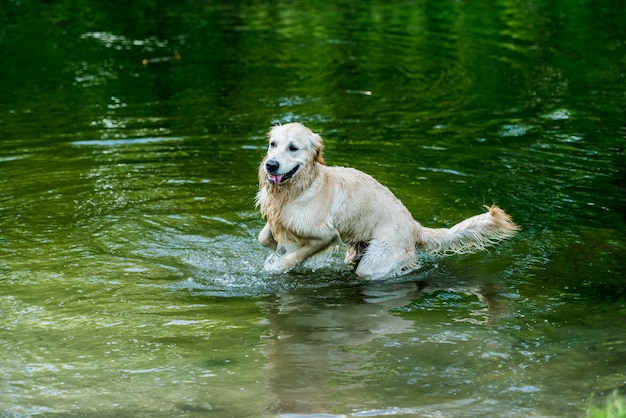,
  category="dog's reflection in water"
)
[260,276,507,414]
